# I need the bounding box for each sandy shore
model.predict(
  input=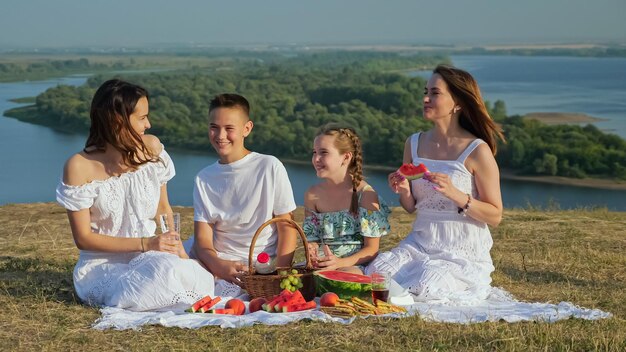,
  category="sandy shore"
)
[523,112,608,125]
[500,170,626,190]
